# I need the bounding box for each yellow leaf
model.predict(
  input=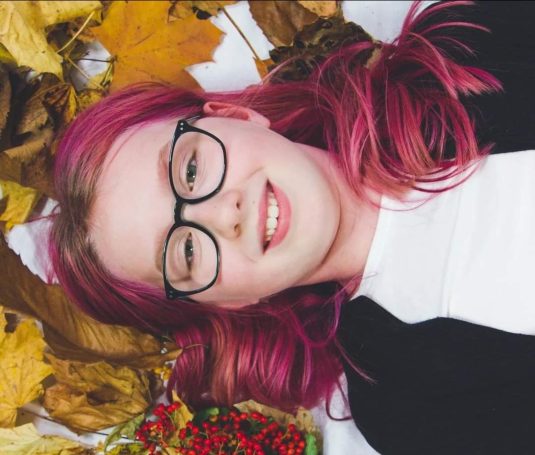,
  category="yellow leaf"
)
[0,309,53,427]
[92,1,223,91]
[171,391,194,429]
[0,423,85,454]
[44,355,153,432]
[0,180,40,232]
[297,1,339,17]
[0,1,101,77]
